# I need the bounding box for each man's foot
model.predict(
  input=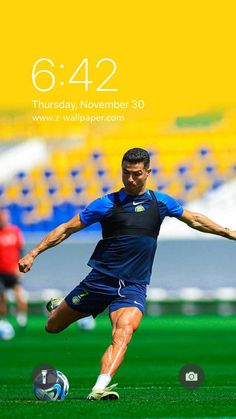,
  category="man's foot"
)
[16,313,27,327]
[87,383,119,400]
[46,298,63,312]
